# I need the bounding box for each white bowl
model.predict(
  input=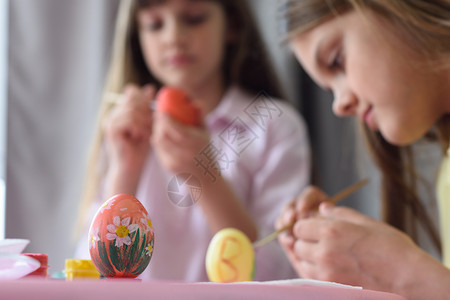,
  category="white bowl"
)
[0,239,30,254]
[0,254,40,280]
